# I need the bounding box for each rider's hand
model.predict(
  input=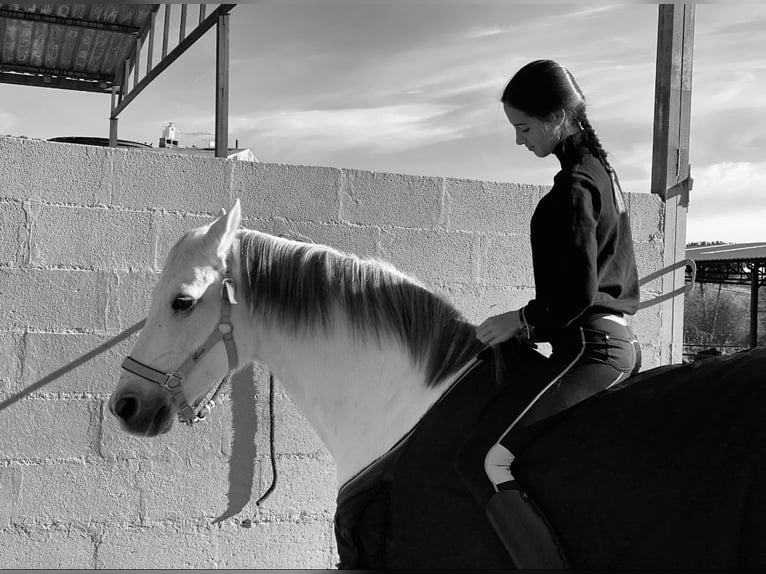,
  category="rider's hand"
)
[476,310,523,346]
